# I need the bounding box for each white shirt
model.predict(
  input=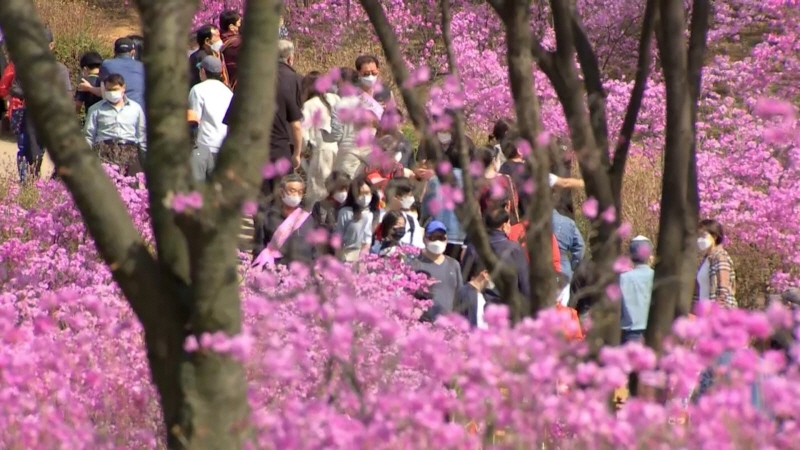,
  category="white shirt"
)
[476,292,488,329]
[377,209,425,249]
[697,258,711,300]
[188,79,233,154]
